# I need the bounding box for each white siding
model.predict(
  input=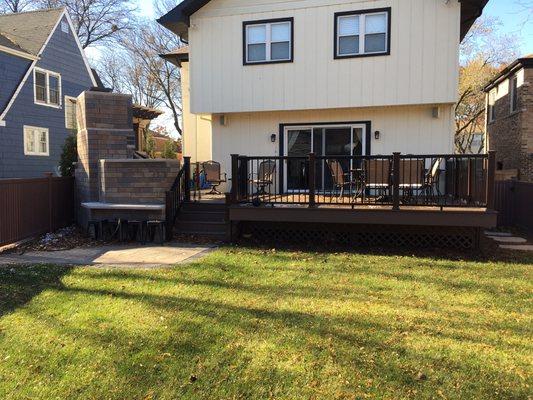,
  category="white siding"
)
[209,104,454,189]
[189,0,461,114]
